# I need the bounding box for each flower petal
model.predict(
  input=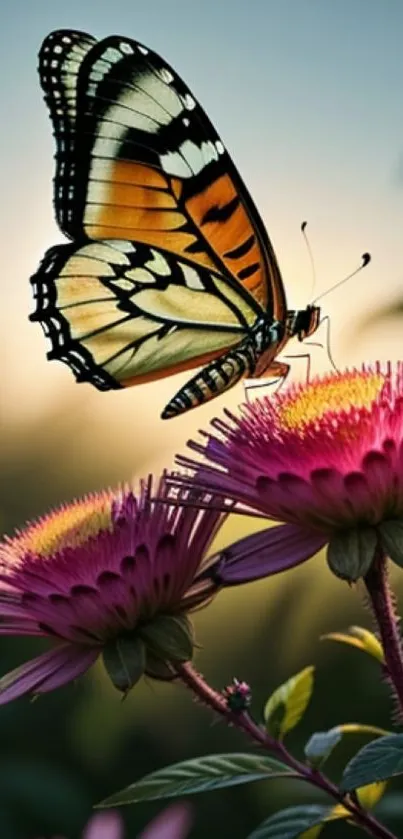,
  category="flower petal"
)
[83,811,124,839]
[35,646,99,694]
[0,644,98,704]
[139,803,193,839]
[214,523,327,584]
